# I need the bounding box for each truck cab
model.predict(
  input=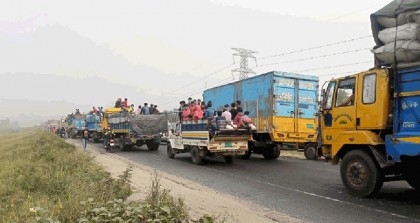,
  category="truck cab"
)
[167,119,250,165]
[320,68,391,161]
[319,67,420,197]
